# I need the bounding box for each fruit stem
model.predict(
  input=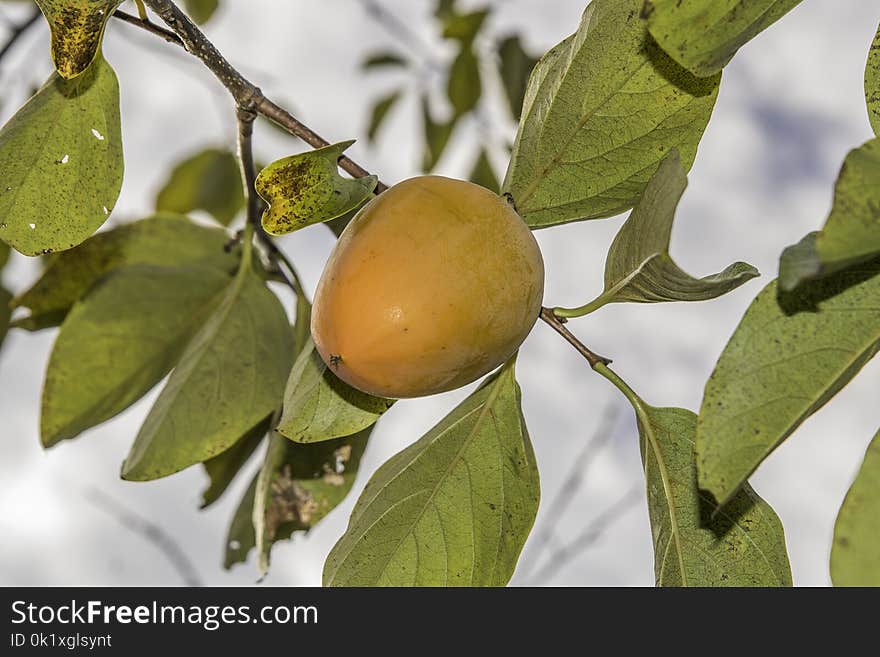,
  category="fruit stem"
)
[538,307,611,369]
